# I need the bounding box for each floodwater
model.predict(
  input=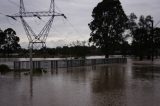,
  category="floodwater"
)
[1,59,160,106]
